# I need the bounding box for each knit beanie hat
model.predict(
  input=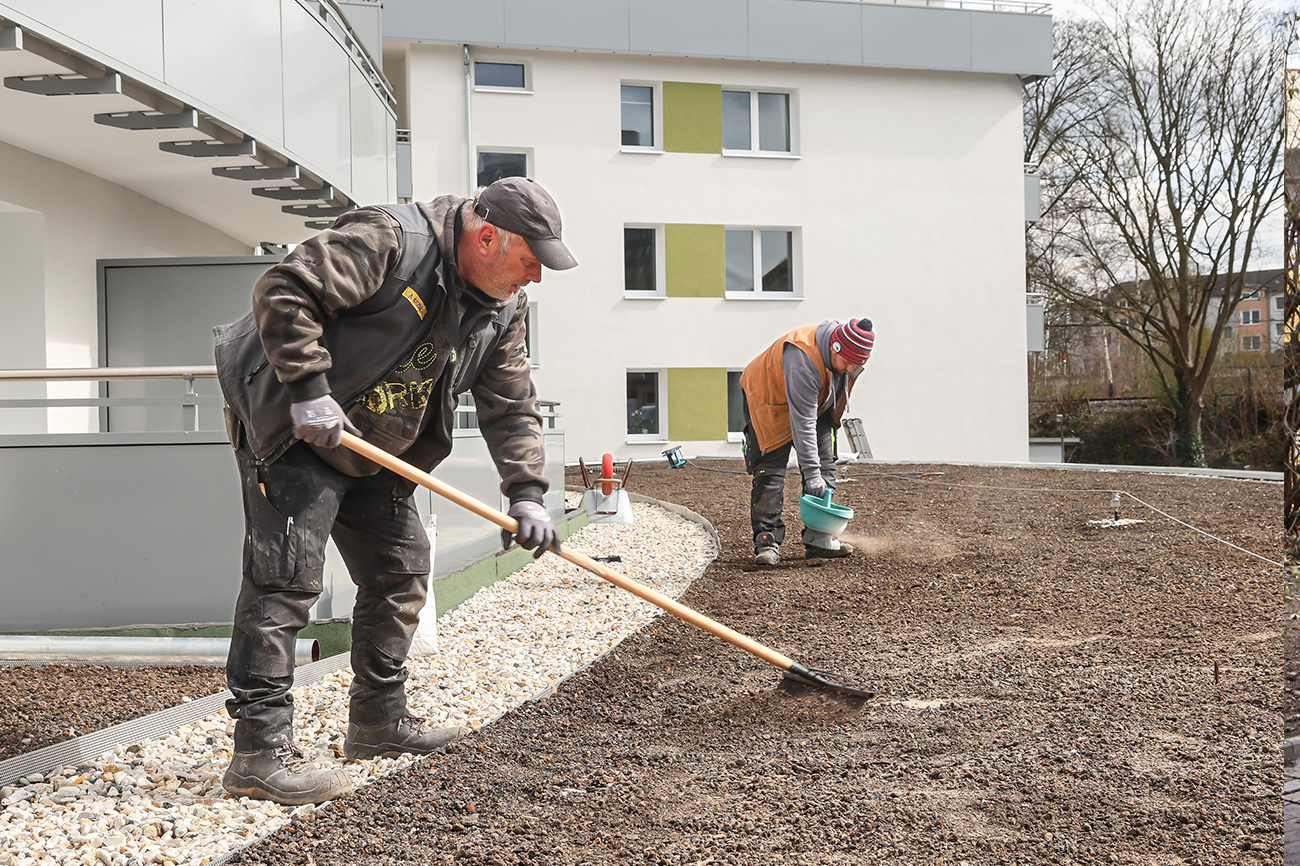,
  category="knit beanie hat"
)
[831,318,874,365]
